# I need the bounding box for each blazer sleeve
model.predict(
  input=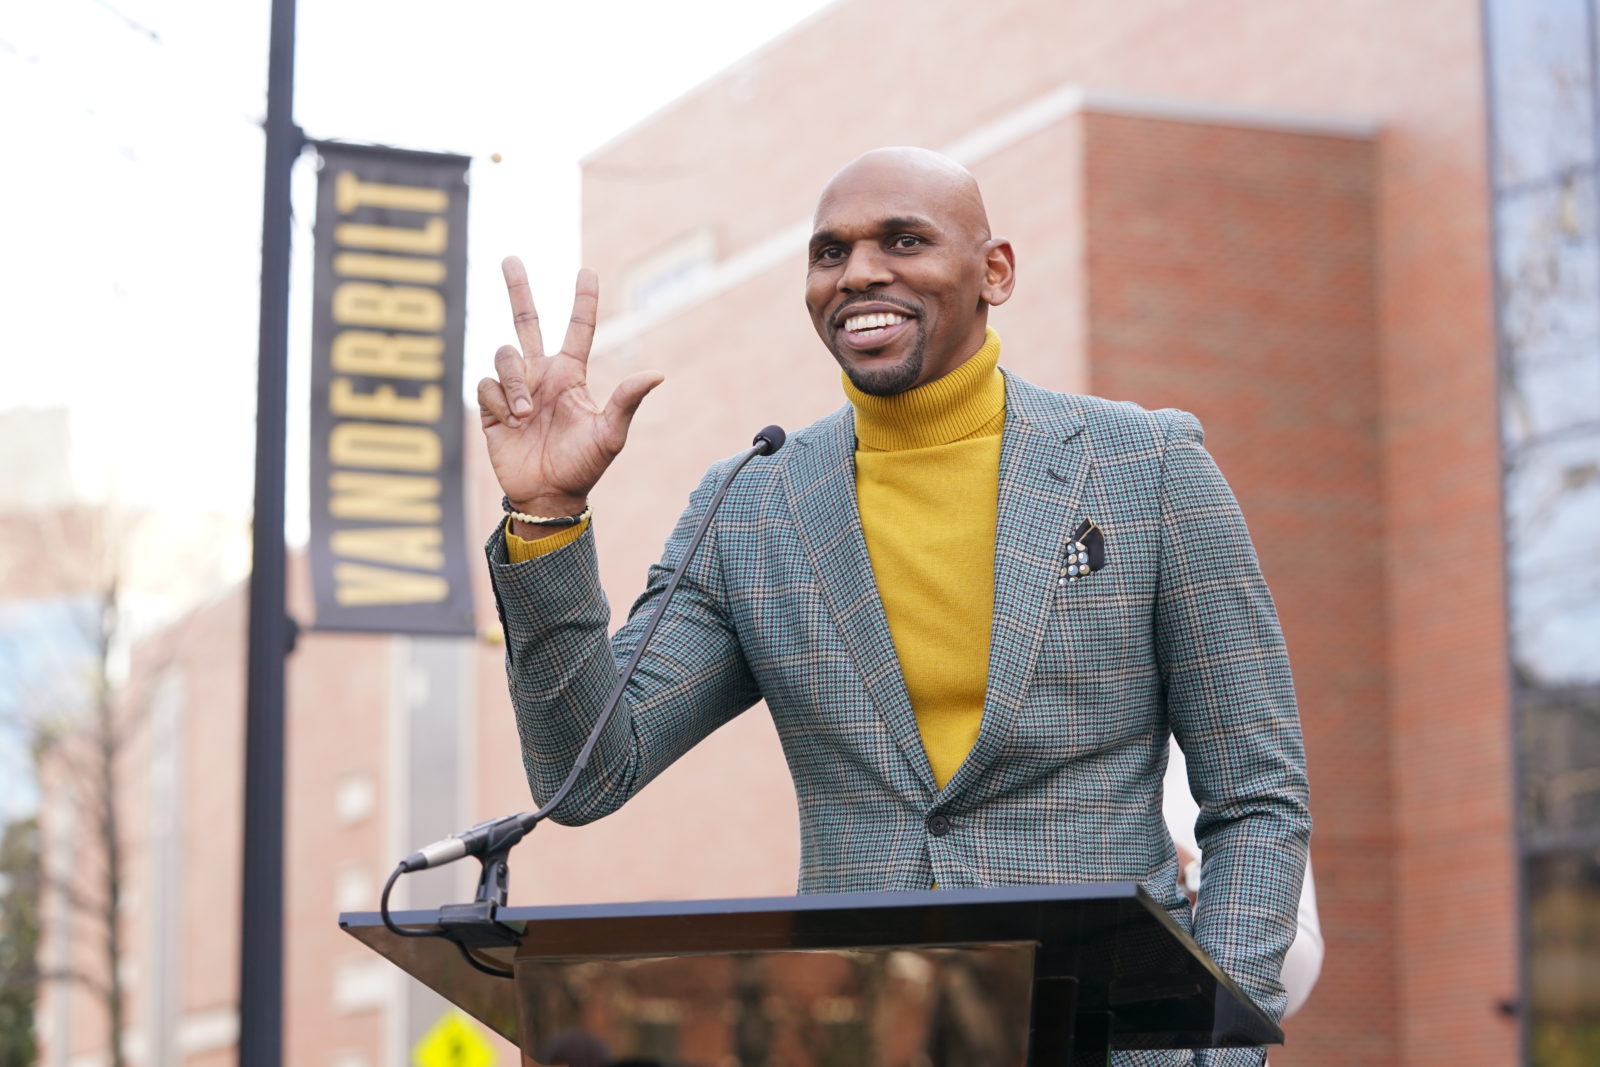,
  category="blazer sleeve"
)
[486,462,762,824]
[1152,409,1312,1058]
